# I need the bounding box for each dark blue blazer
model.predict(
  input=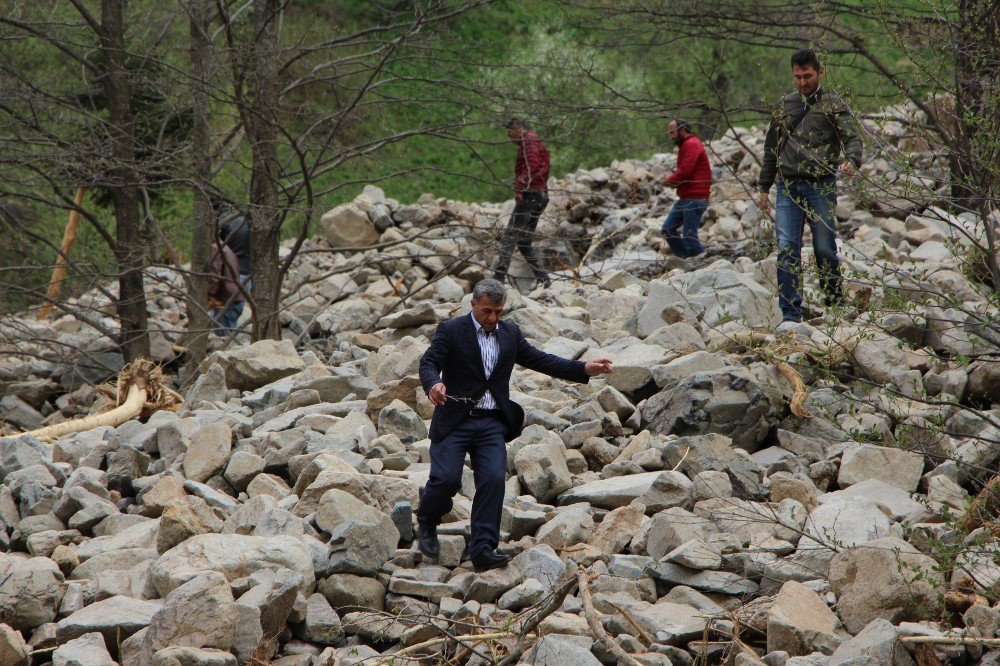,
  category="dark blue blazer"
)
[419,313,590,443]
